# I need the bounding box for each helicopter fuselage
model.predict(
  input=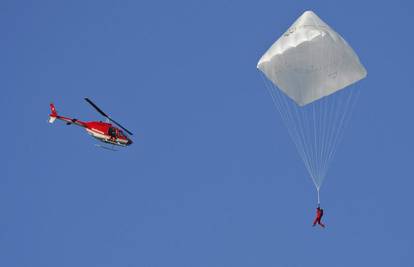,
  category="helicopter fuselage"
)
[85,121,132,146]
